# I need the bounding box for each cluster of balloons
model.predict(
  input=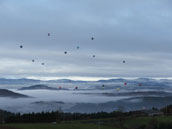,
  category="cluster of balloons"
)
[19,33,100,66]
[19,33,127,66]
[101,82,143,92]
[19,32,128,92]
[19,45,45,65]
